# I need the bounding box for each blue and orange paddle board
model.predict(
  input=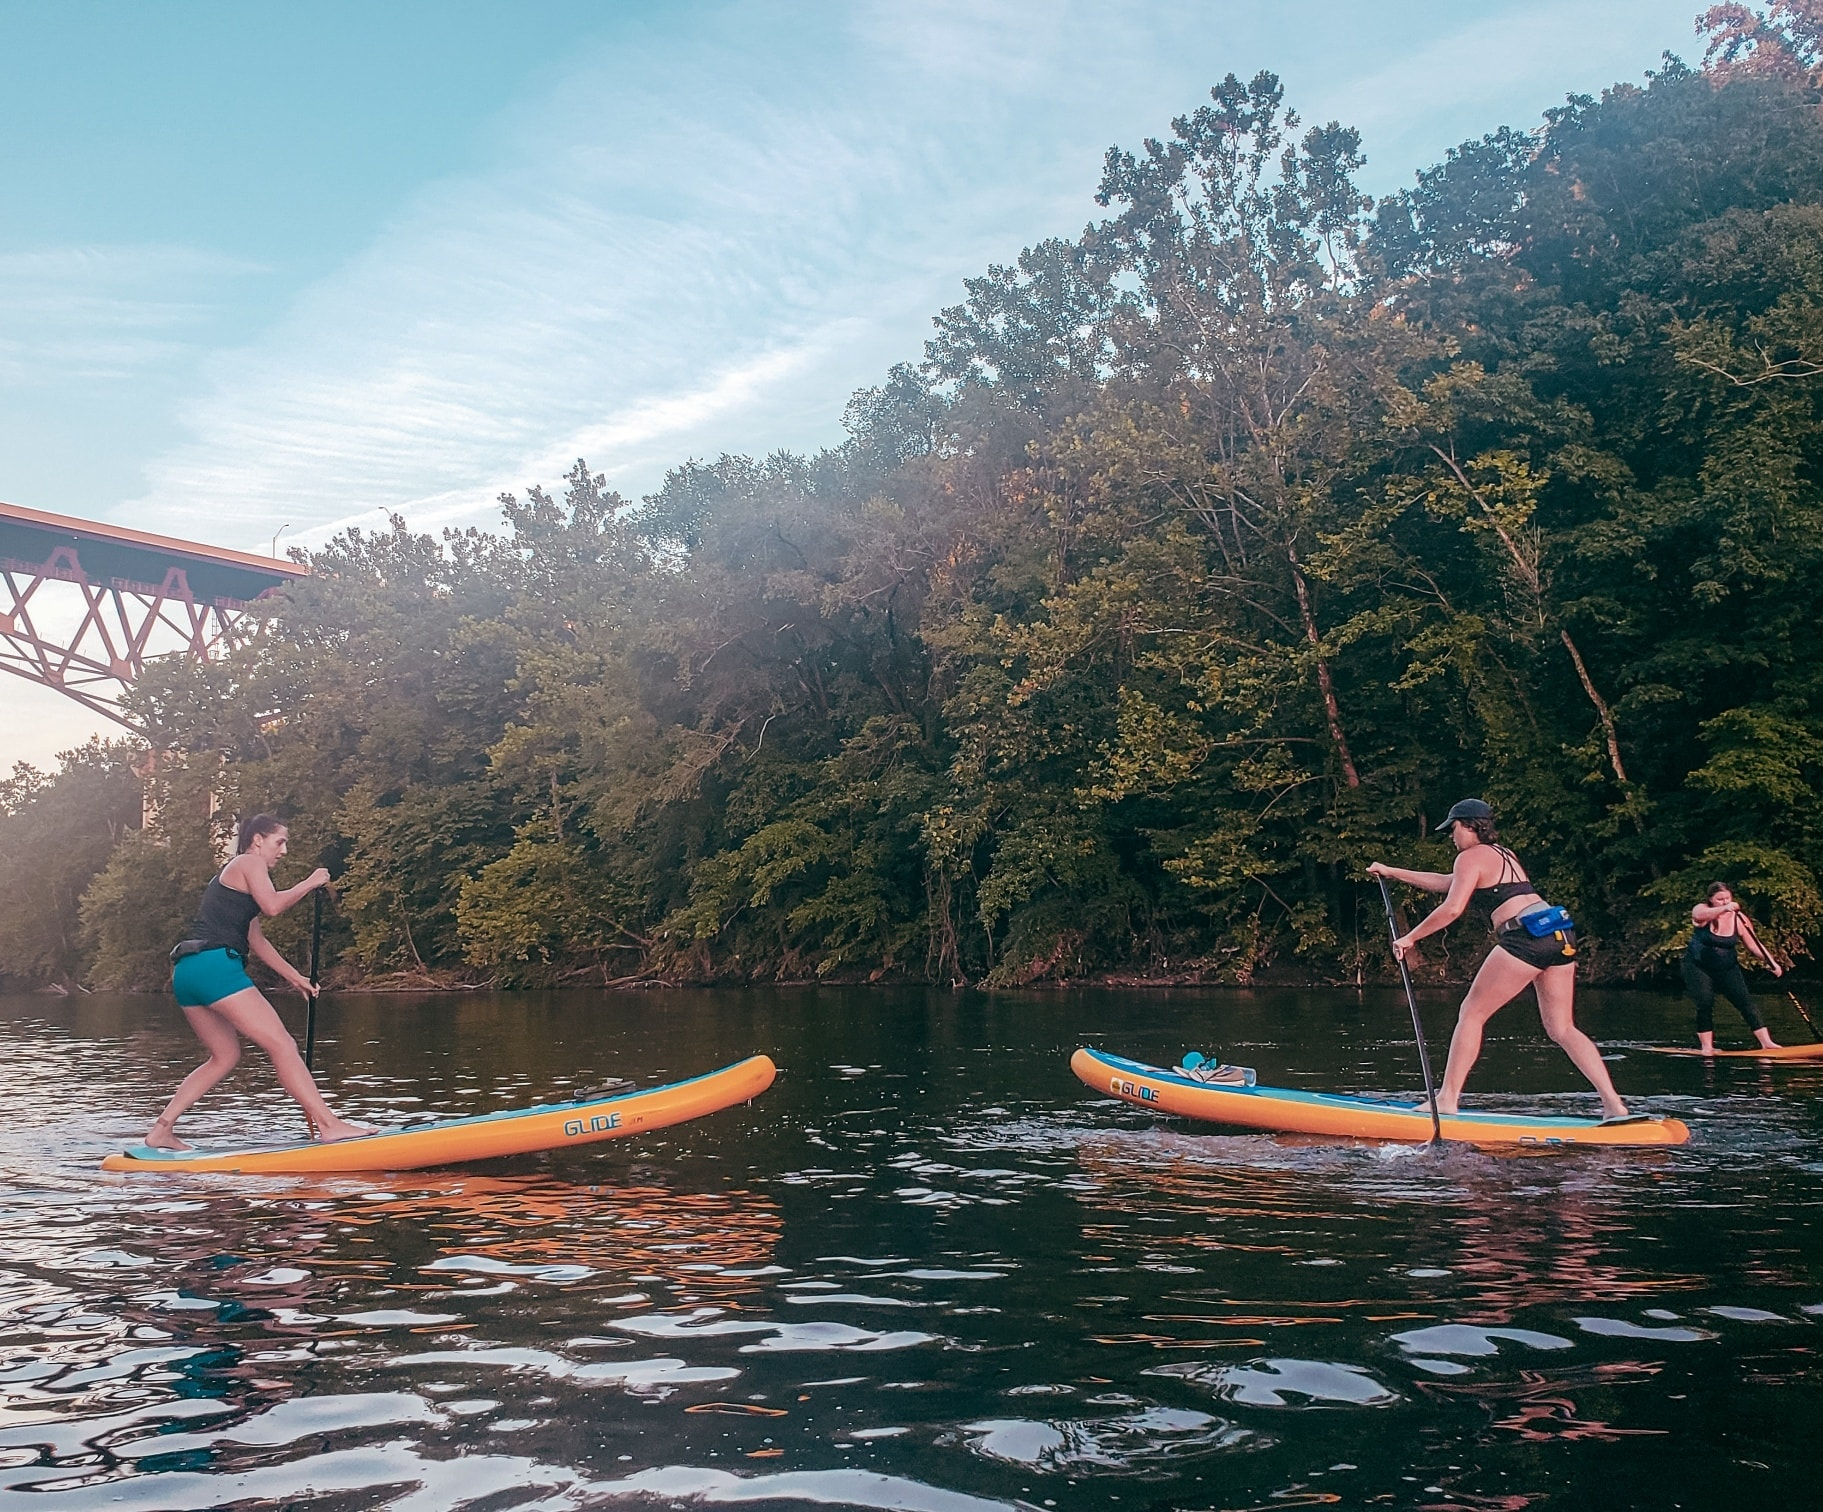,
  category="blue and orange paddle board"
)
[1073,1047,1688,1147]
